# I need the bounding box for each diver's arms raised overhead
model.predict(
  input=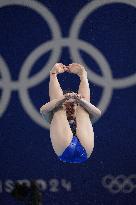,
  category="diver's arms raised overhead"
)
[75,97,101,120]
[40,96,66,114]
